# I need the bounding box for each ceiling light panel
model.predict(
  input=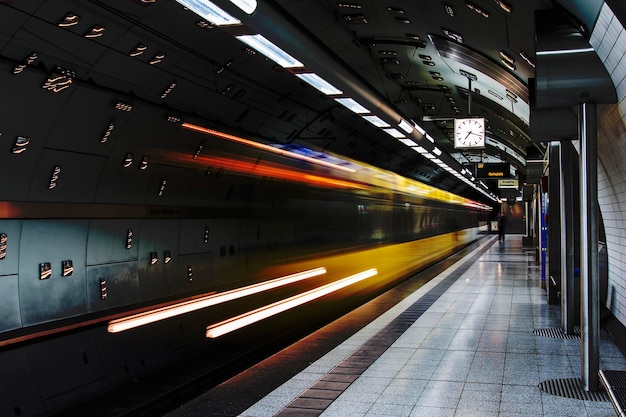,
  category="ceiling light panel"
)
[383,128,404,138]
[176,0,241,25]
[362,115,389,127]
[335,98,370,114]
[296,73,343,95]
[235,34,303,68]
[228,0,257,14]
